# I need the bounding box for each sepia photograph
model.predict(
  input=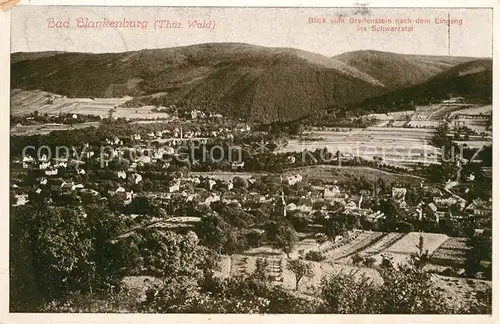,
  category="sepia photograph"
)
[4,4,496,317]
